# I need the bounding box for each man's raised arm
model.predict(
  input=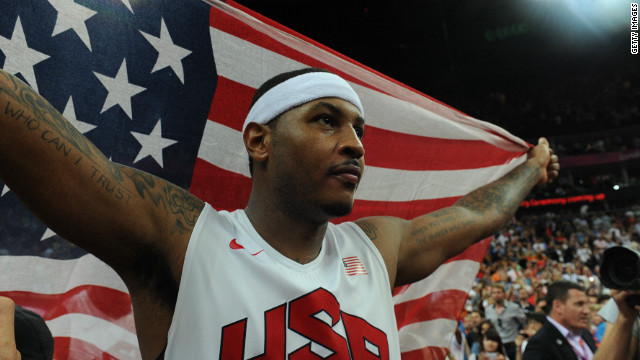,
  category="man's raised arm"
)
[594,290,640,360]
[357,138,558,287]
[0,69,203,281]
